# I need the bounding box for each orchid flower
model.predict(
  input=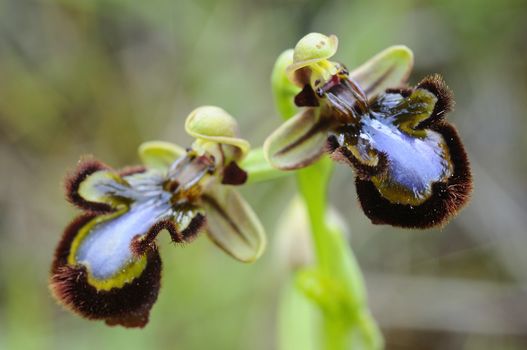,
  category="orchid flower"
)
[265,33,472,228]
[50,106,266,328]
